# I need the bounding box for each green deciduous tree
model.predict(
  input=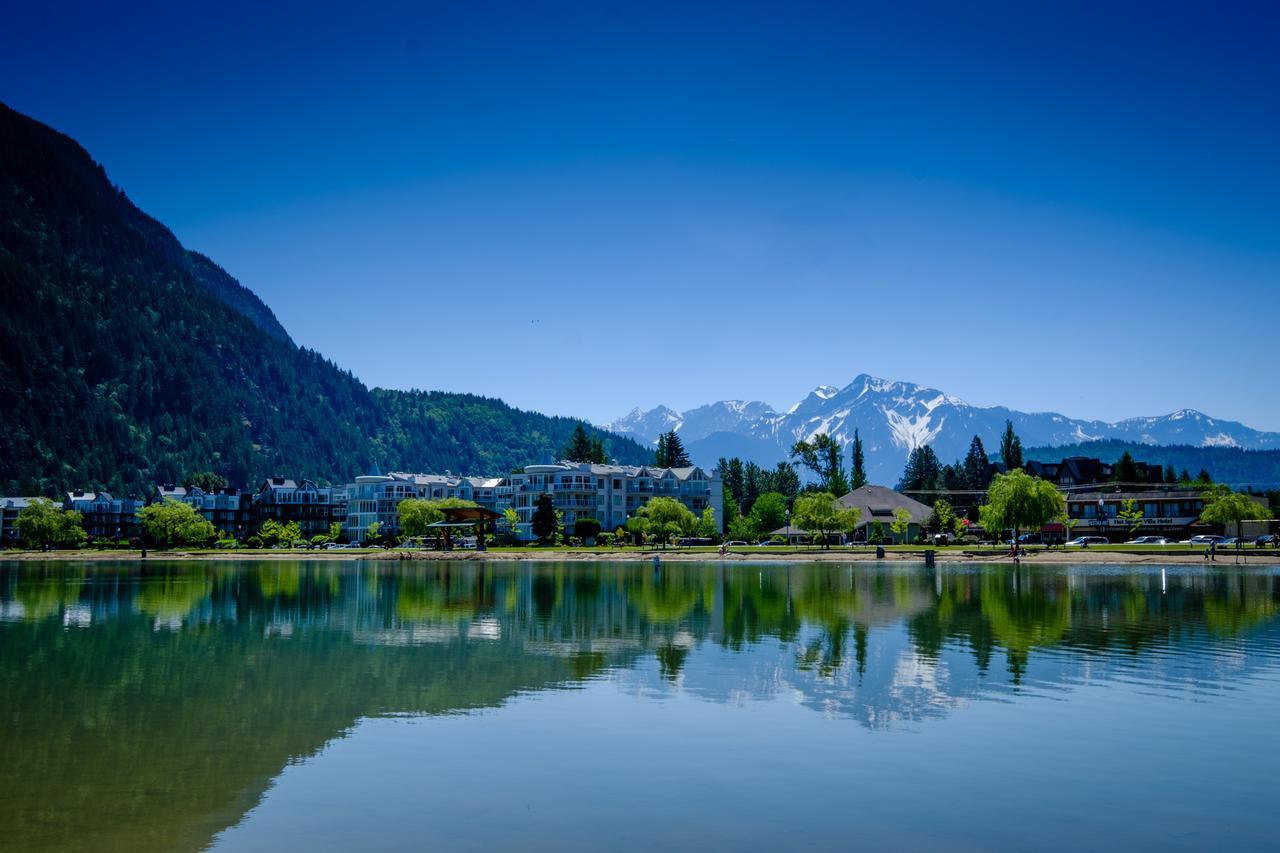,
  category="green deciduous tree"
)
[1117,498,1145,534]
[573,517,602,542]
[747,492,790,536]
[791,434,849,495]
[138,499,217,548]
[638,496,698,548]
[1200,487,1272,538]
[889,507,912,544]
[15,499,87,549]
[979,469,1065,547]
[183,471,228,493]
[256,518,303,548]
[398,497,479,537]
[791,492,860,550]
